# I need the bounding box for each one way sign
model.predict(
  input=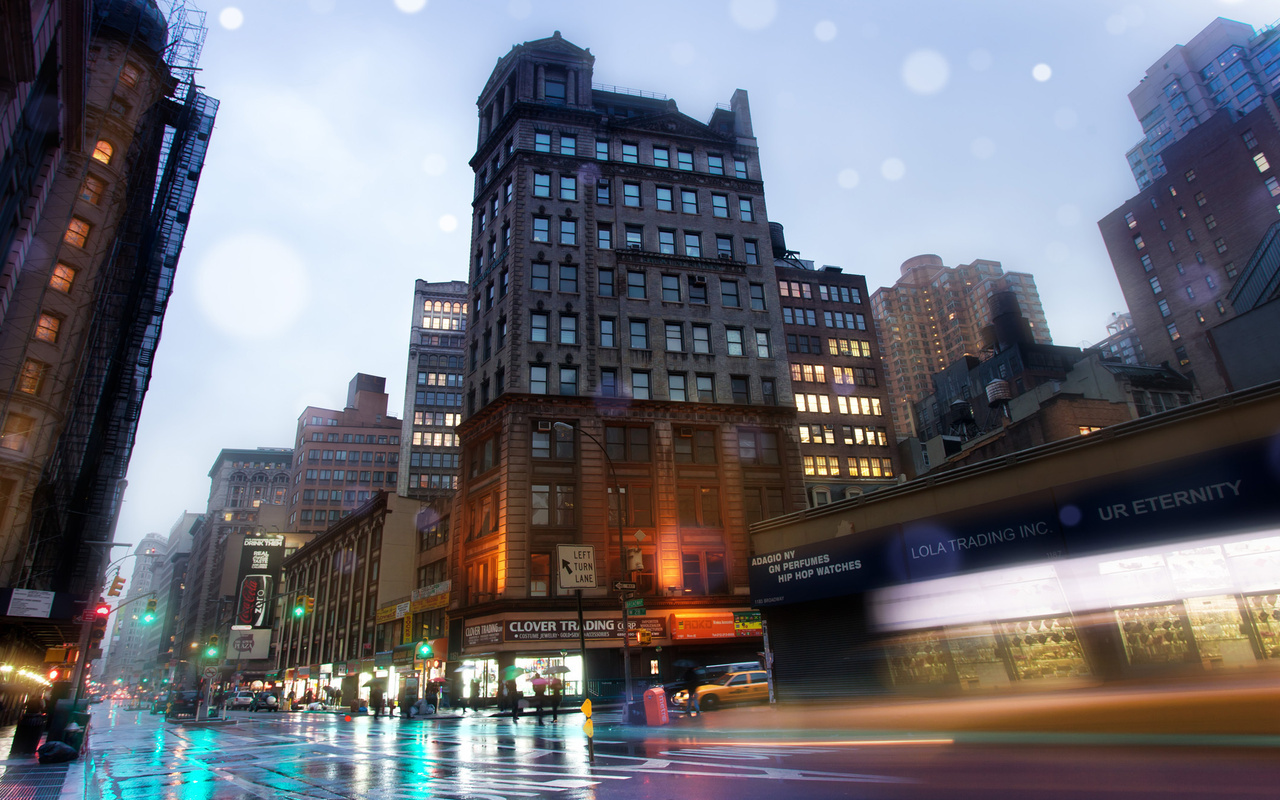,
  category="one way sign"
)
[557,544,597,590]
